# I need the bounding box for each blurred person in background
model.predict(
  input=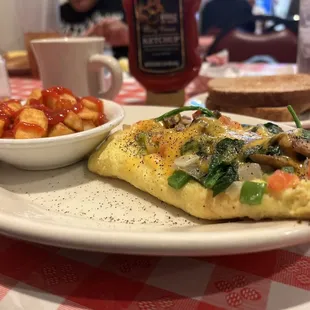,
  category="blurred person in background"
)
[60,0,128,58]
[200,0,255,35]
